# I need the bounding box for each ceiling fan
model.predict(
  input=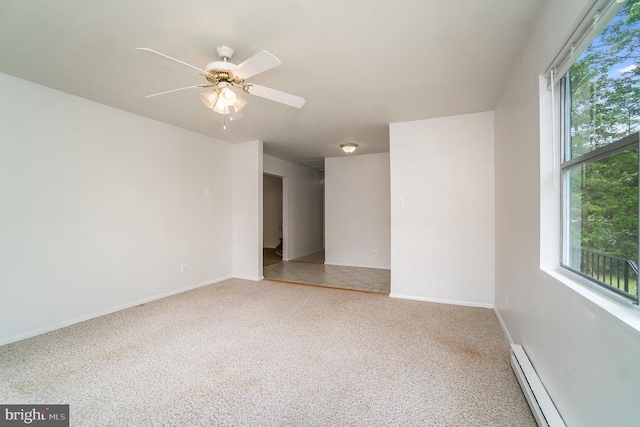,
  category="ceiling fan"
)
[136,45,305,122]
